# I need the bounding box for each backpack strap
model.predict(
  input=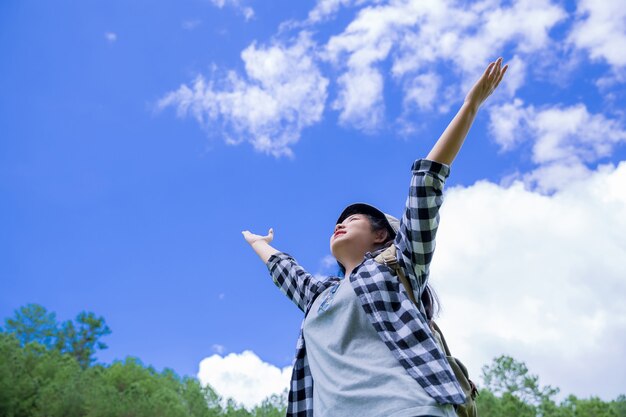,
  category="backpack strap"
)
[375,244,448,353]
[375,244,419,307]
[374,244,479,400]
[430,320,452,357]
